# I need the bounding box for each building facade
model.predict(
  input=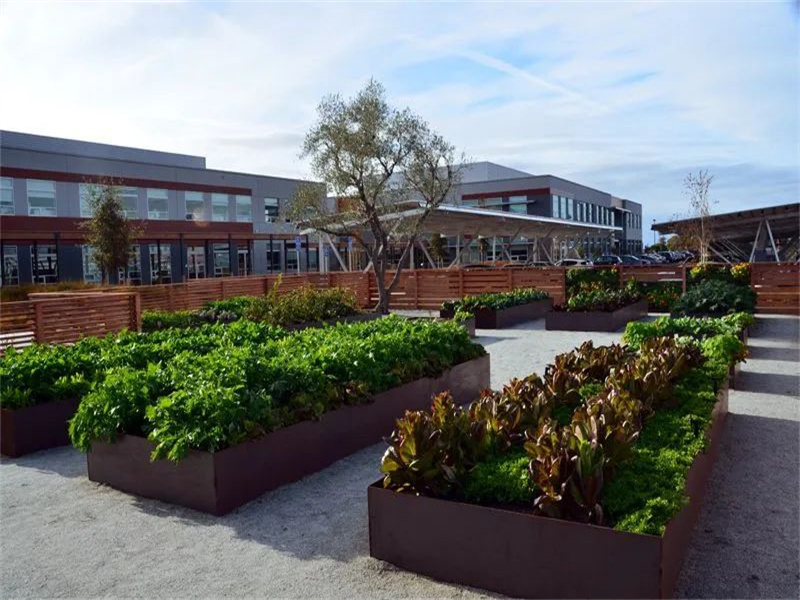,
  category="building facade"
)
[449,163,643,262]
[0,131,322,286]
